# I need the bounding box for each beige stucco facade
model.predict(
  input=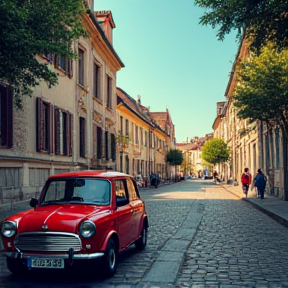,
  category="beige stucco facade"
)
[0,5,124,203]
